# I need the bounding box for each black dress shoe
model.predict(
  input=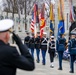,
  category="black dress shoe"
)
[42,63,45,65]
[58,68,62,70]
[69,71,74,73]
[36,60,40,63]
